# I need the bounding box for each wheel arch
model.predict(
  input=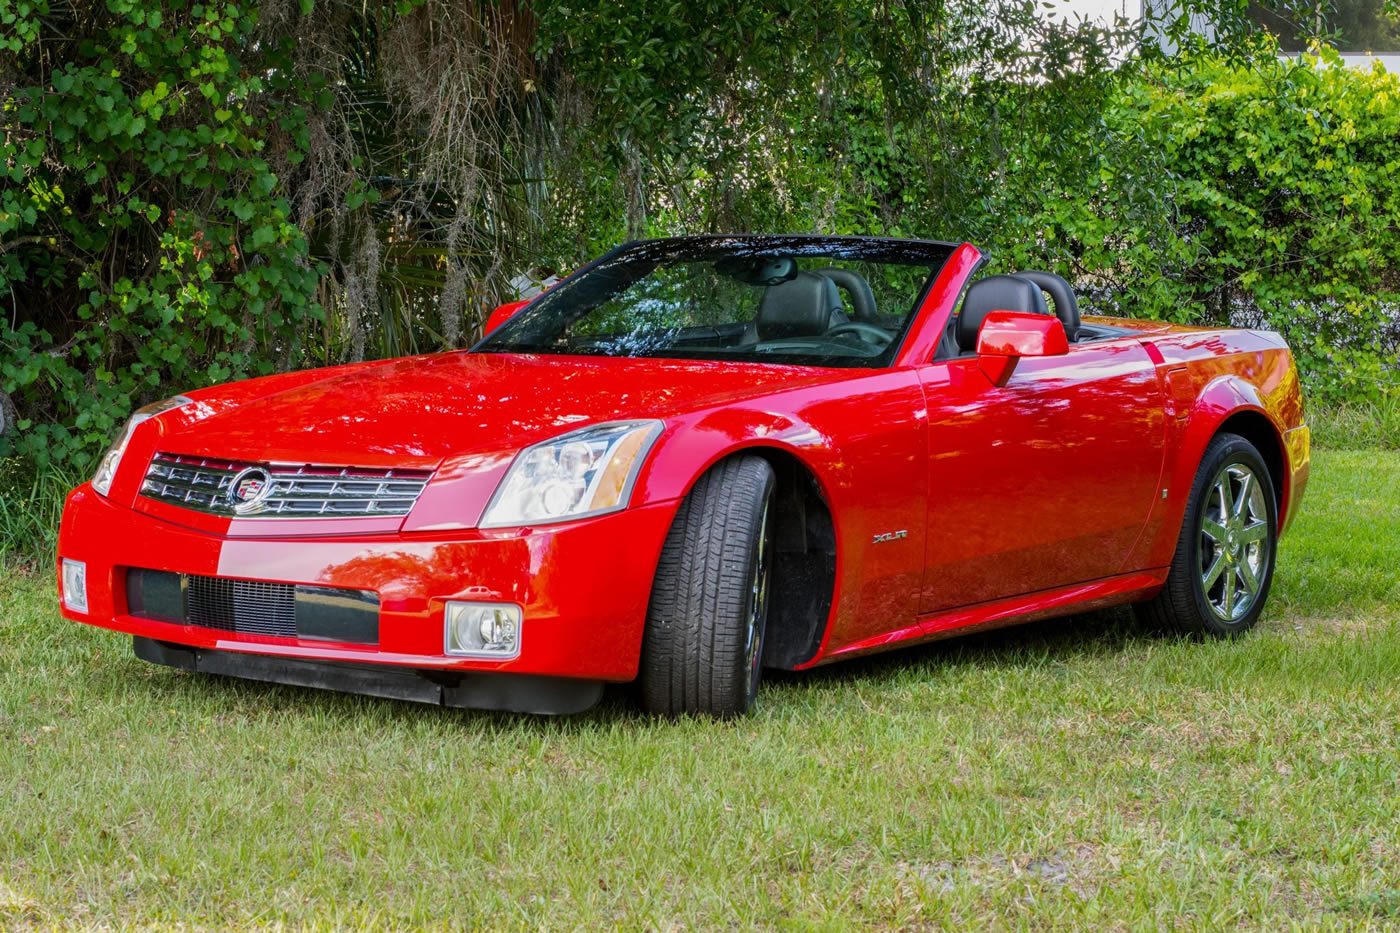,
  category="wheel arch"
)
[658,440,842,671]
[1134,395,1285,636]
[1213,409,1287,517]
[1182,375,1290,518]
[1142,376,1293,572]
